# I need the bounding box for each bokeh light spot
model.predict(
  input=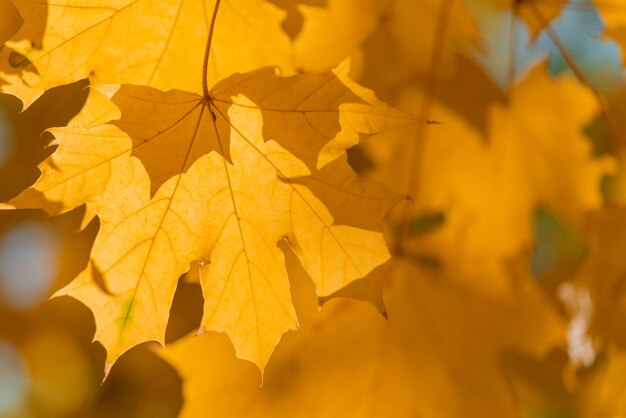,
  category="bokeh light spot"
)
[0,341,29,414]
[23,331,95,416]
[0,222,60,310]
